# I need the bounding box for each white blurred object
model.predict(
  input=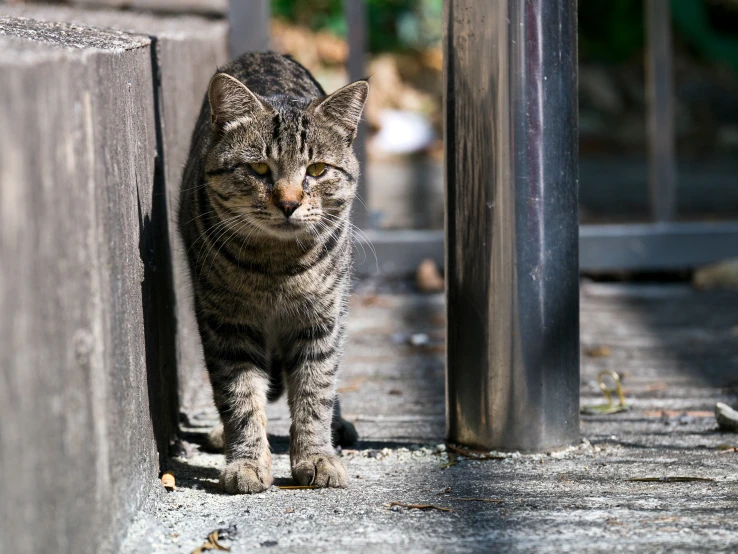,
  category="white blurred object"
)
[371,109,435,155]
